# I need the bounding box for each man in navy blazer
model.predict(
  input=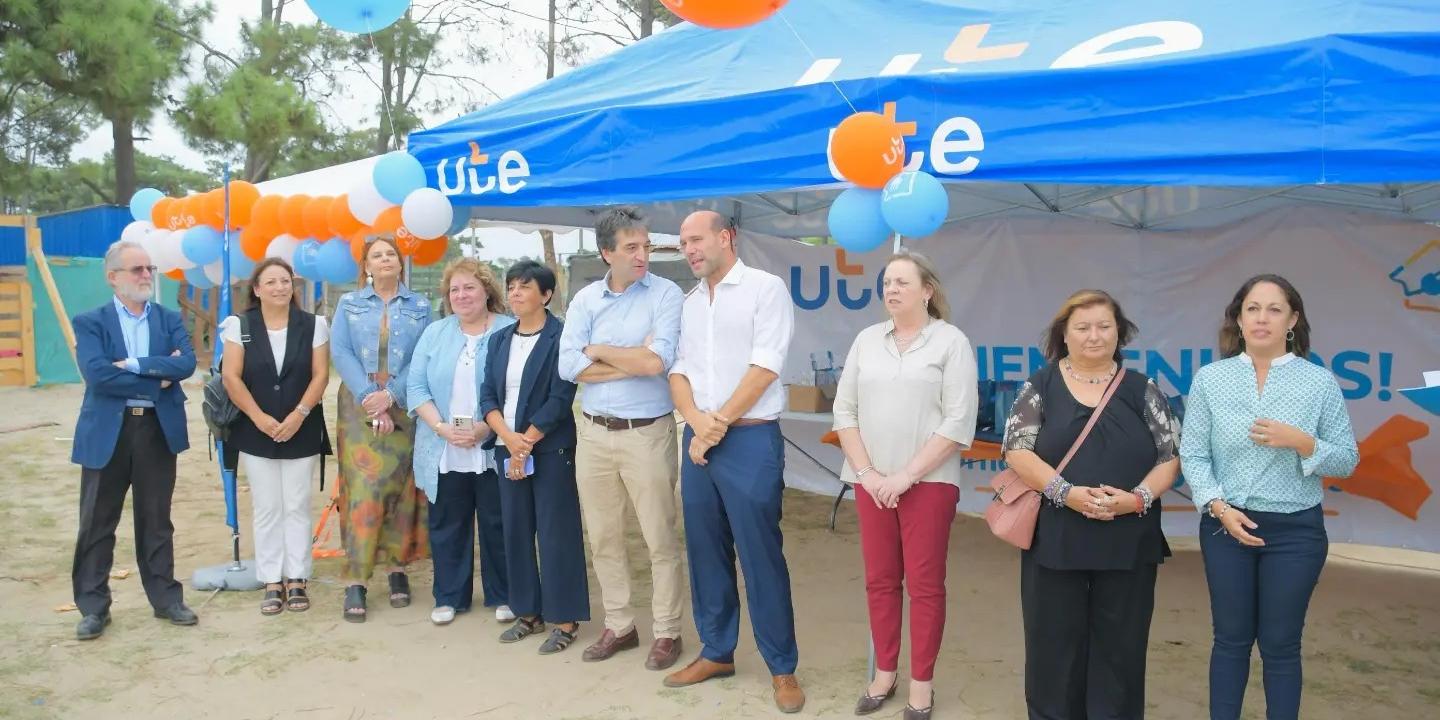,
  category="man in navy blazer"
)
[70,240,199,640]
